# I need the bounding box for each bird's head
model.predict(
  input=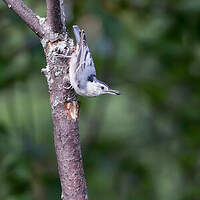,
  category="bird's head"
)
[87,76,120,97]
